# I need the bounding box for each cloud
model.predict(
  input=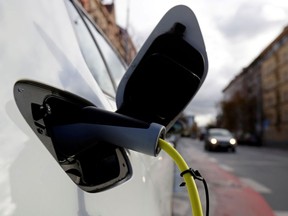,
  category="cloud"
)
[216,1,288,41]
